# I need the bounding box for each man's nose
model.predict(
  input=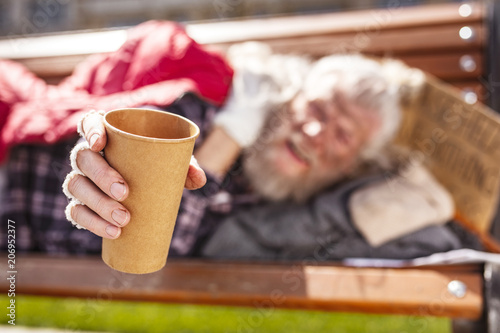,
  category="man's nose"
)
[301,119,323,138]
